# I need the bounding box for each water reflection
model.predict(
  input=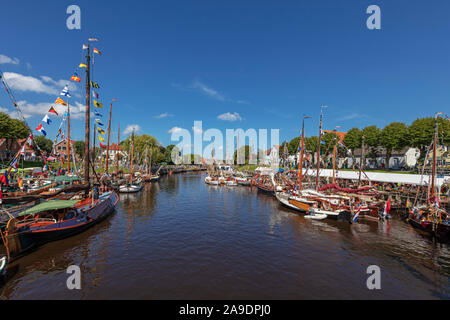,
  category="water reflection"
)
[0,173,448,299]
